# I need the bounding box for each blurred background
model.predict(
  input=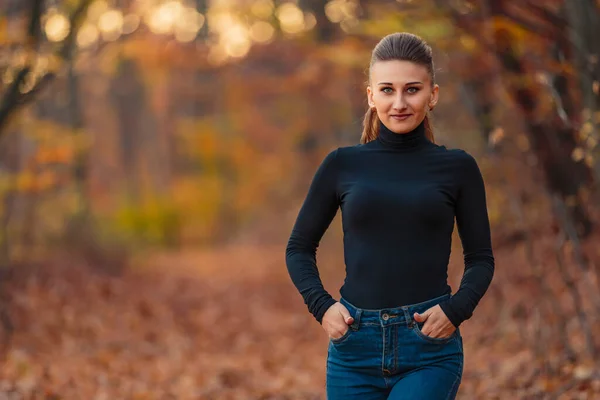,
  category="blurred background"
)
[0,0,599,398]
